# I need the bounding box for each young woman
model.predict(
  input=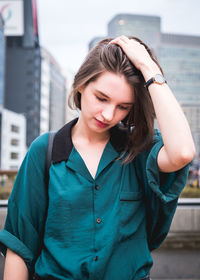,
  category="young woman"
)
[0,36,195,280]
